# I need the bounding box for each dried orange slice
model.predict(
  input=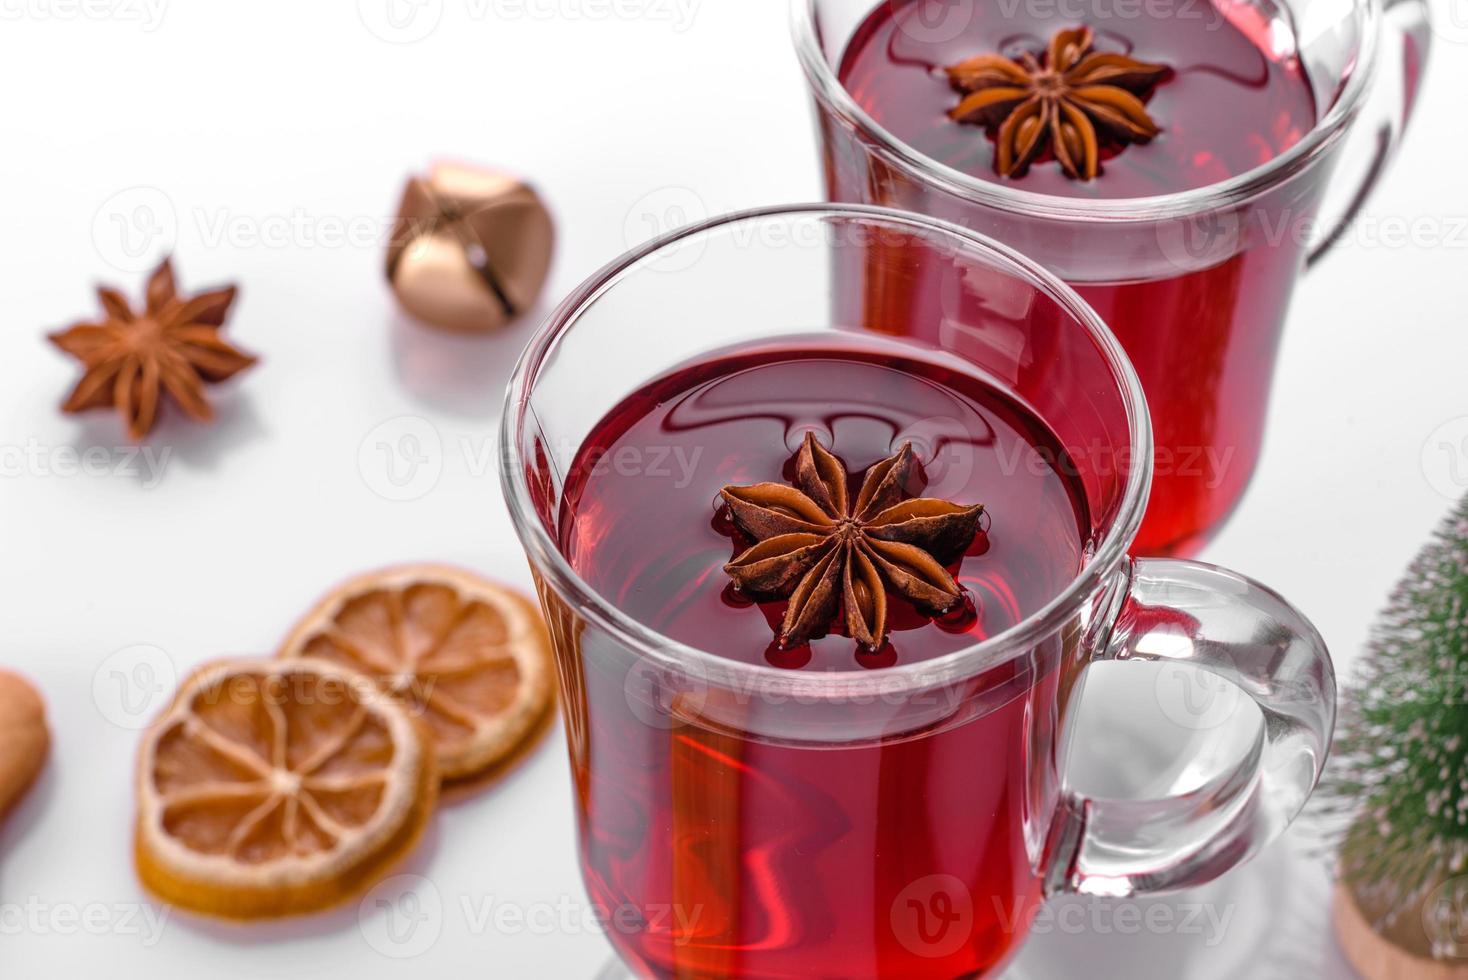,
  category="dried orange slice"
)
[135,658,437,919]
[277,565,554,784]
